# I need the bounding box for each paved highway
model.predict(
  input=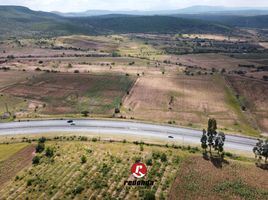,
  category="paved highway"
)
[0,119,257,152]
